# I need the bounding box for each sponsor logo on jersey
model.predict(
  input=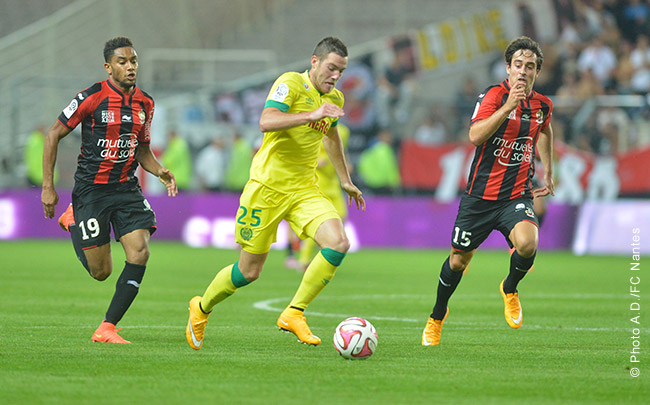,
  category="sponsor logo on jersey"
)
[492,136,533,167]
[307,119,331,135]
[97,133,138,162]
[101,110,115,123]
[122,115,132,122]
